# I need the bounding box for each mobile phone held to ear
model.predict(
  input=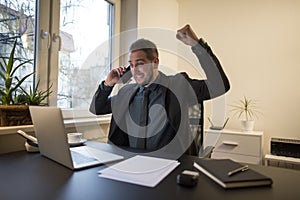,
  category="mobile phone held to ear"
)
[120,65,132,83]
